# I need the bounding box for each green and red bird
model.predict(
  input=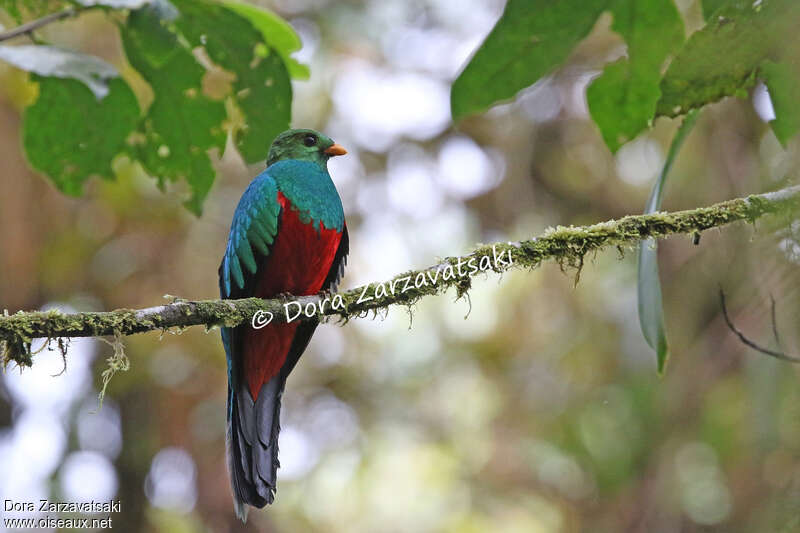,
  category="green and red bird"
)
[219,129,348,520]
